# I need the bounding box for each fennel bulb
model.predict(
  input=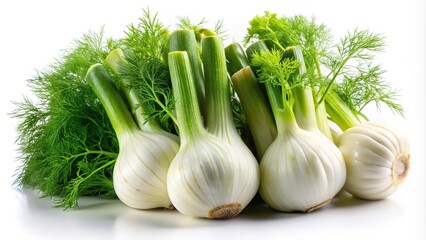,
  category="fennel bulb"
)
[259,87,346,212]
[166,48,259,219]
[326,91,411,200]
[86,64,179,209]
[338,121,410,200]
[252,46,346,212]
